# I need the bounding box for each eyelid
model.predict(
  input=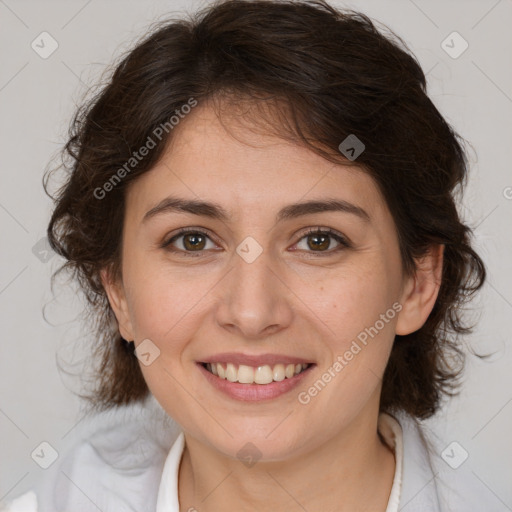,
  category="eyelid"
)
[161,226,352,255]
[160,227,221,250]
[297,226,351,246]
[292,226,352,254]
